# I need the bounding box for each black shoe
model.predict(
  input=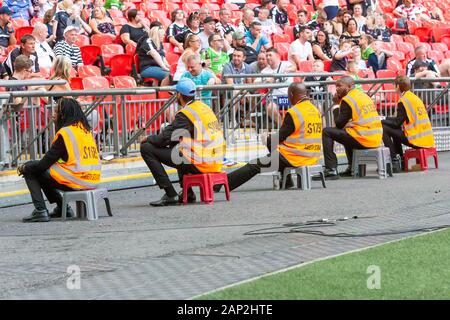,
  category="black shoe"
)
[22,209,50,223]
[339,166,353,177]
[150,194,179,207]
[323,168,340,180]
[178,190,196,203]
[50,205,75,218]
